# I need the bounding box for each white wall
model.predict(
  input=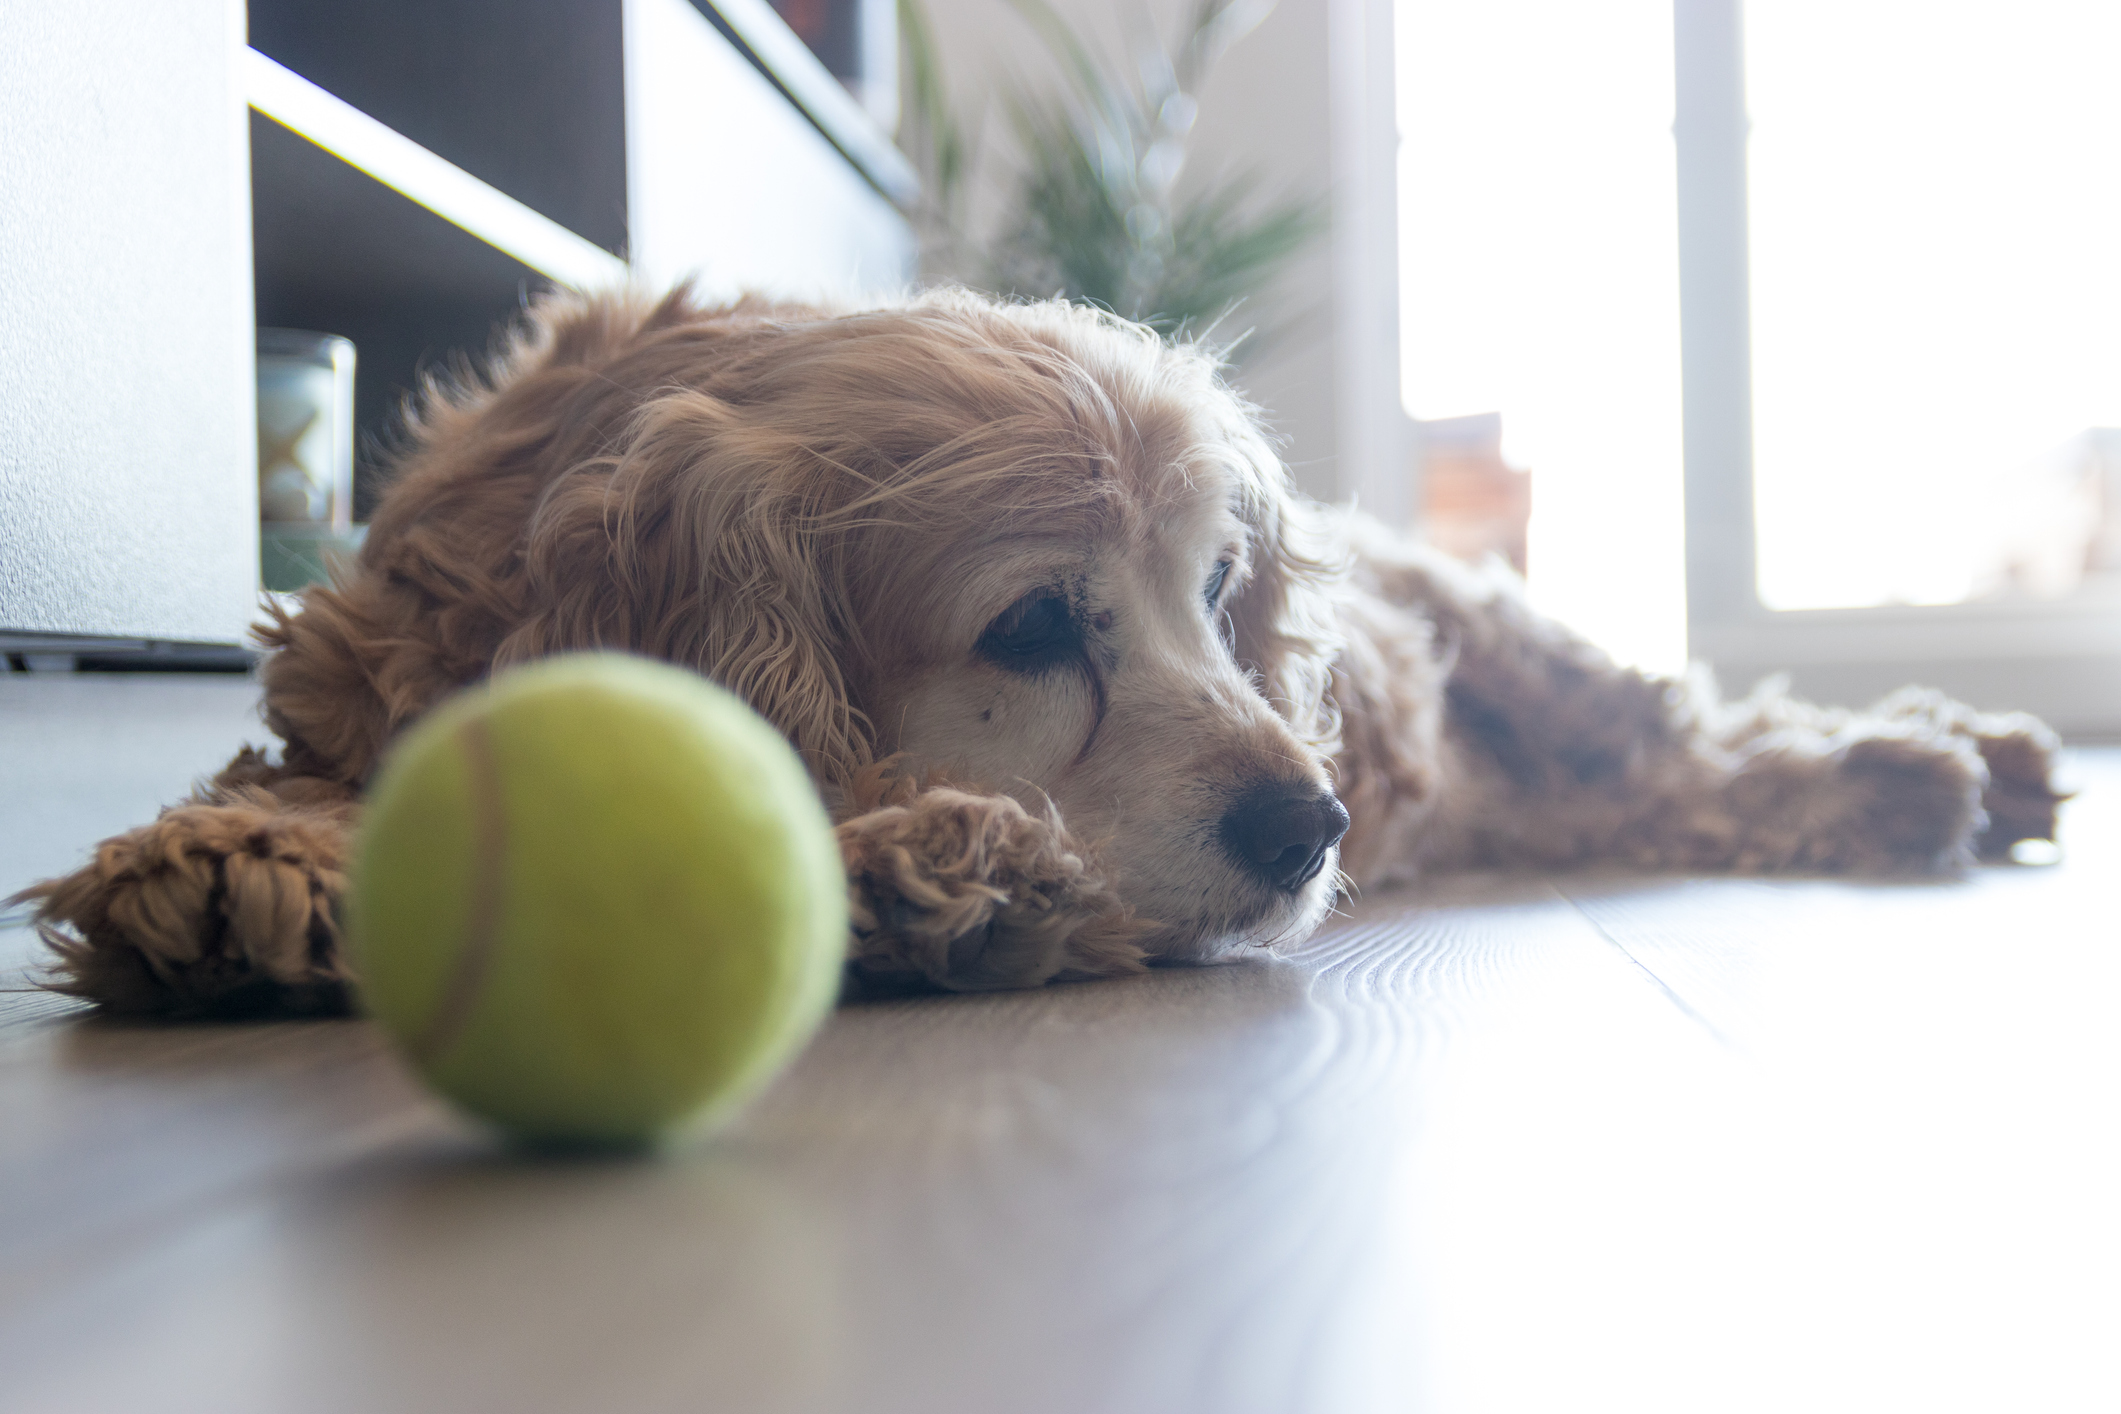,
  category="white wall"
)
[627,0,914,301]
[912,0,1406,511]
